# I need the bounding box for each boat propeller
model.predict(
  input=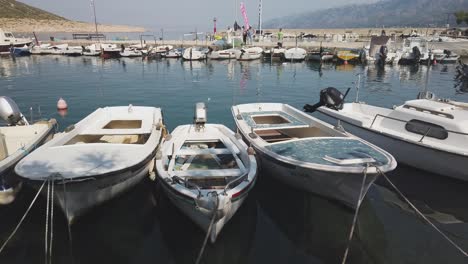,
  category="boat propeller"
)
[303,87,350,113]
